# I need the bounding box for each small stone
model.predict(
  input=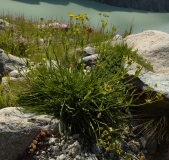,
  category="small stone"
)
[68,136,73,140]
[128,142,139,154]
[83,46,95,56]
[49,137,56,145]
[91,143,102,156]
[75,155,85,160]
[57,154,66,160]
[47,148,50,152]
[121,139,128,150]
[108,151,115,158]
[36,151,40,155]
[131,120,138,127]
[60,140,65,147]
[50,145,61,156]
[80,152,84,157]
[41,151,46,154]
[86,66,91,70]
[64,143,68,149]
[131,140,140,147]
[139,137,147,148]
[62,149,66,154]
[72,134,79,139]
[69,139,74,144]
[68,147,80,158]
[87,154,98,160]
[9,70,20,78]
[84,152,89,157]
[38,38,44,43]
[35,156,40,159]
[59,142,64,147]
